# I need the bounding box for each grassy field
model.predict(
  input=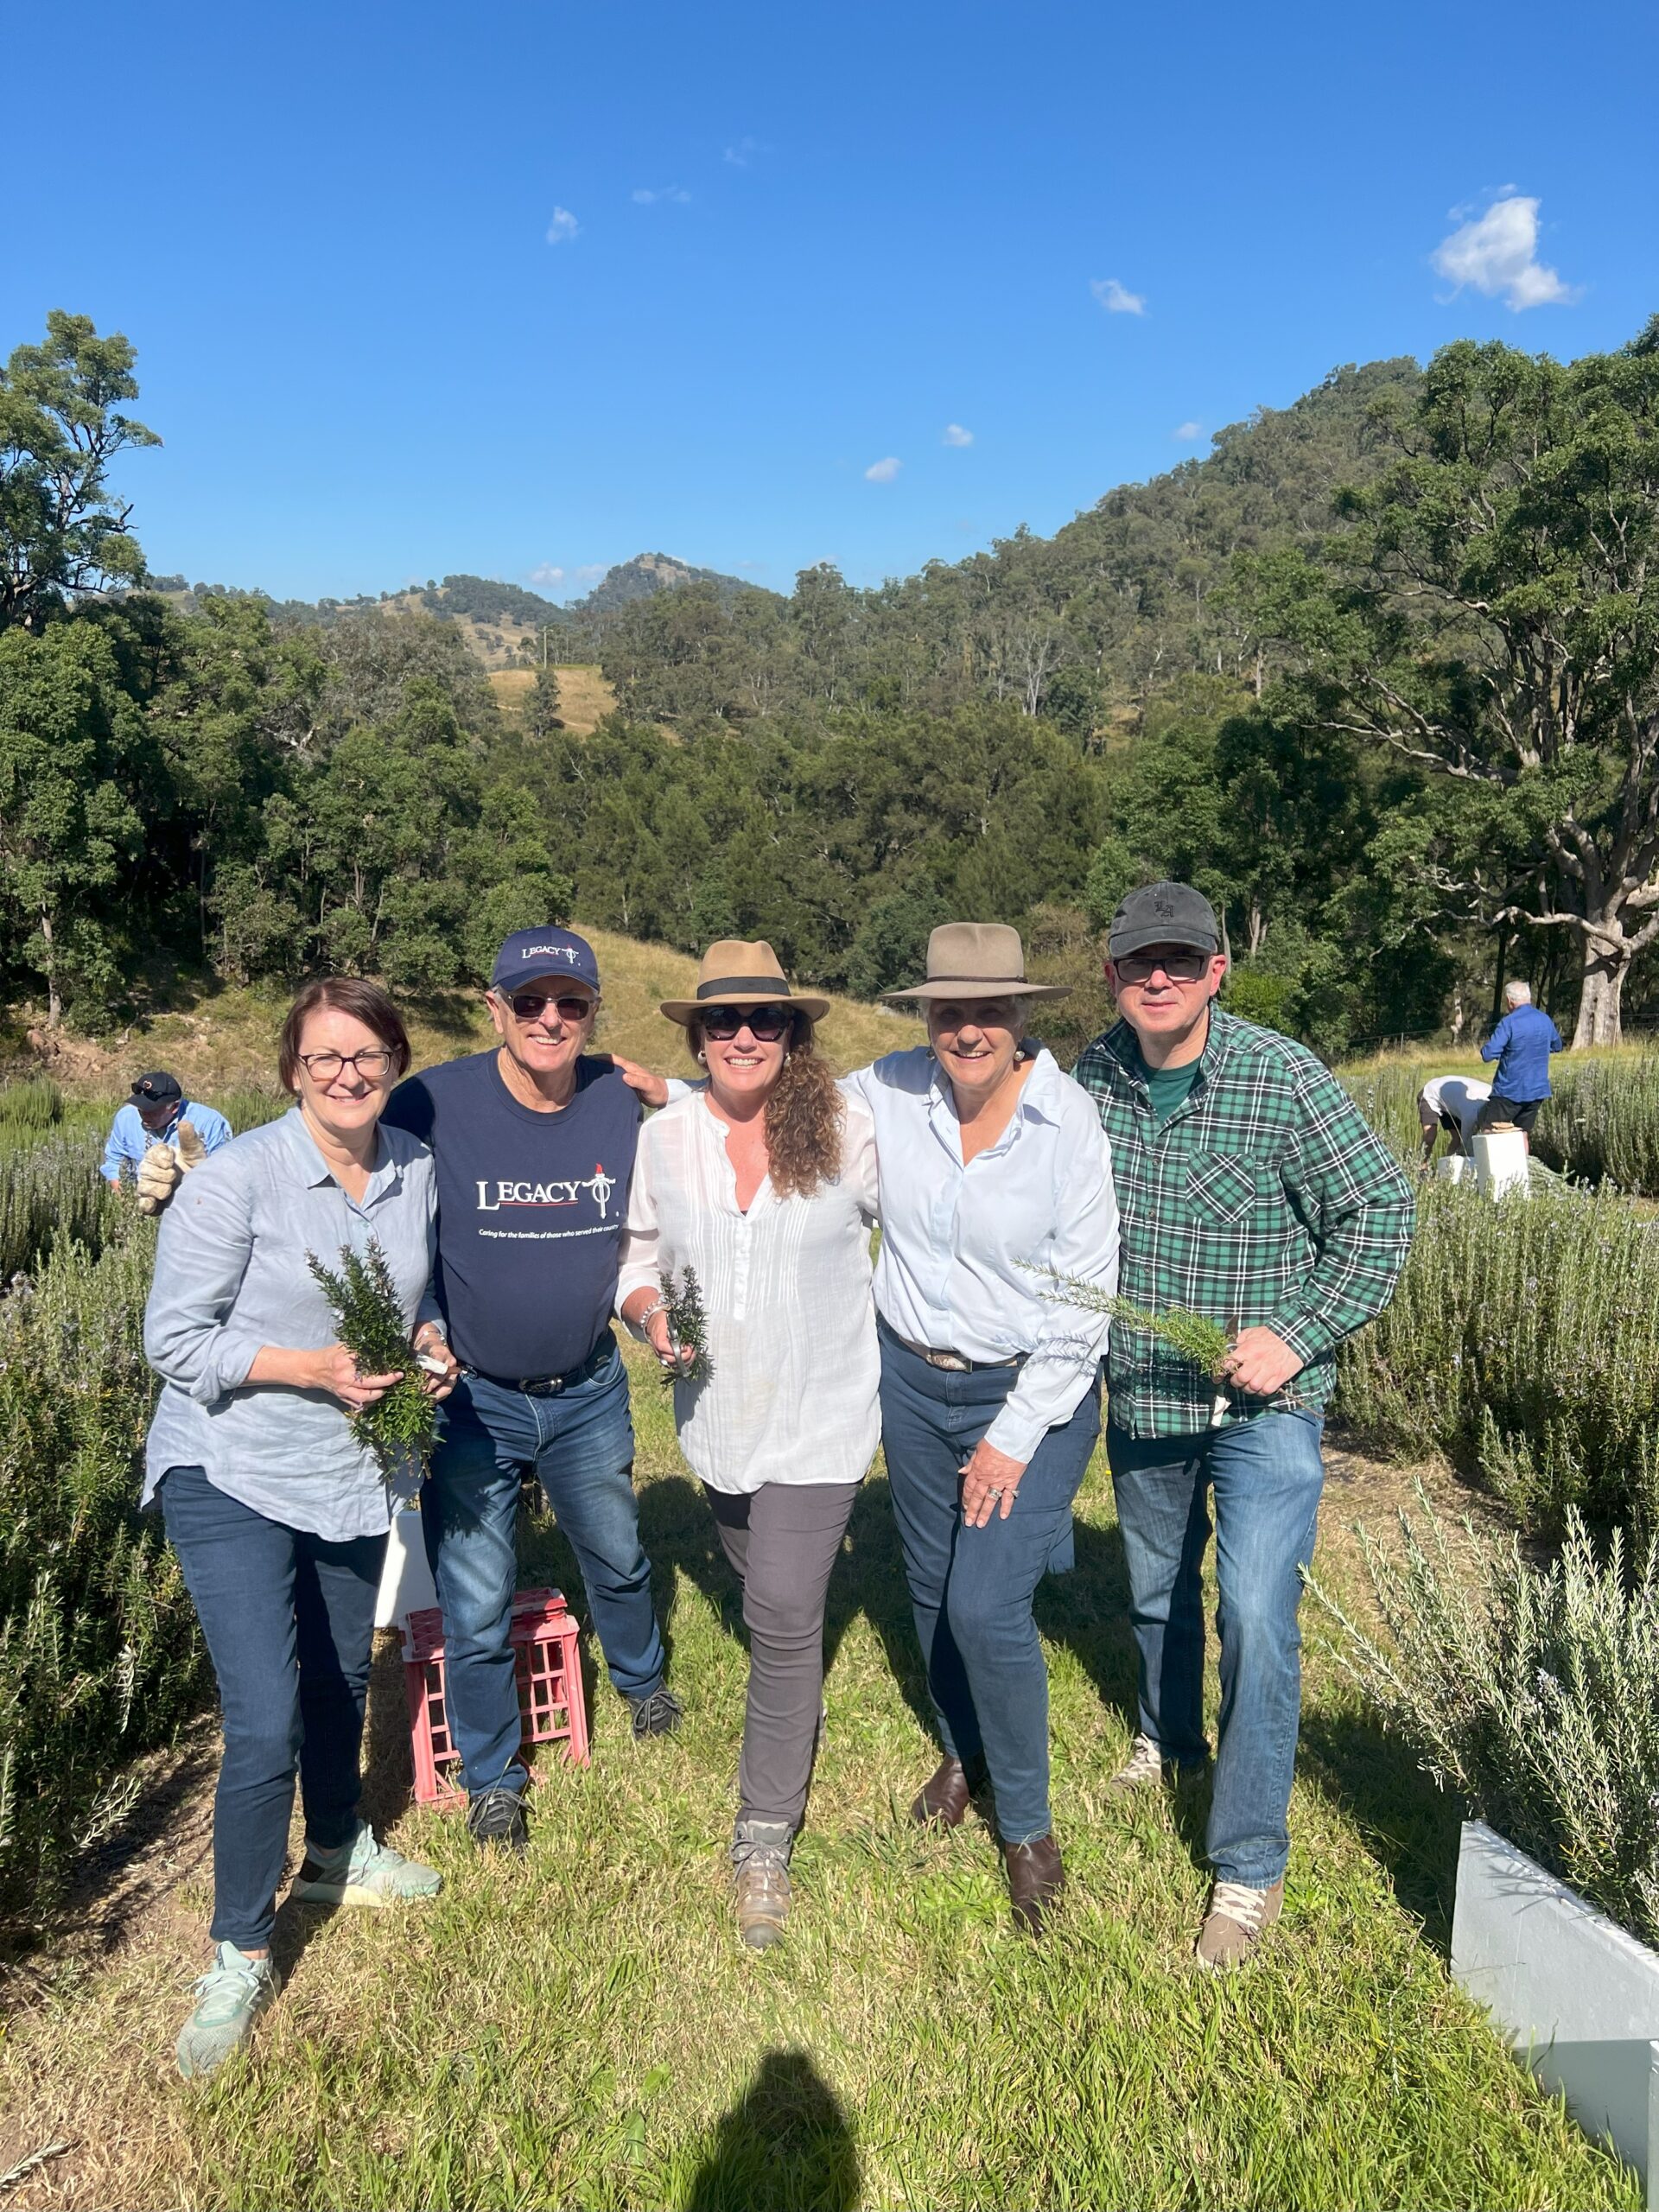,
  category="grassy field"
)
[0,1338,1635,2211]
[489,664,620,738]
[6,928,917,1105]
